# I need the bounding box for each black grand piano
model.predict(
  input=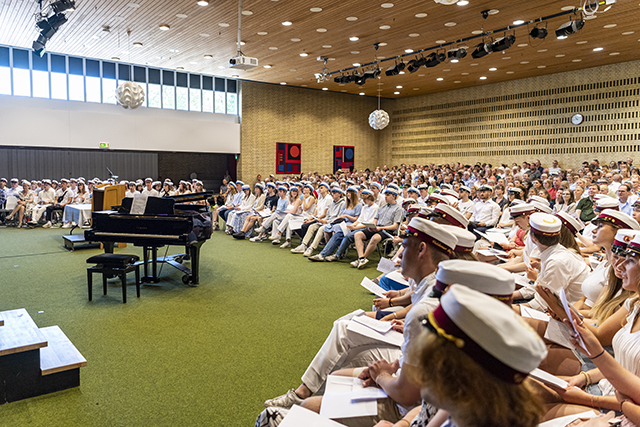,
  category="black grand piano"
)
[85,192,213,285]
